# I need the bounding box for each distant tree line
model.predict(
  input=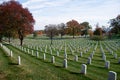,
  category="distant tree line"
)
[44,20,92,40]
